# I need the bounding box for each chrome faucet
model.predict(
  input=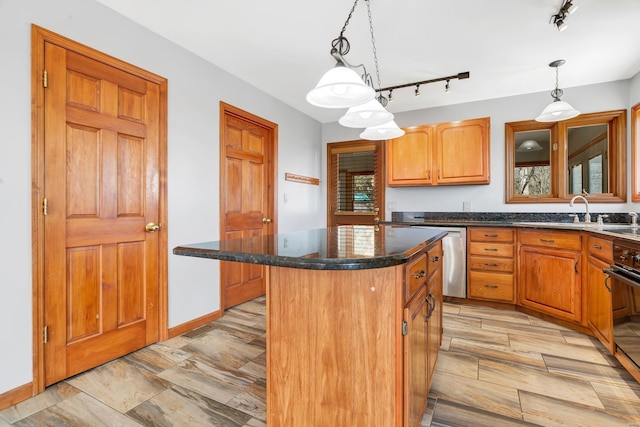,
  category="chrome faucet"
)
[629,212,638,227]
[570,195,590,223]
